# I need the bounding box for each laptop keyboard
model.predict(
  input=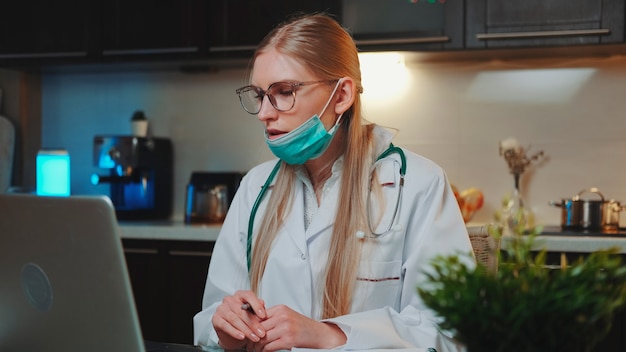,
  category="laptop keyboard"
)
[144,340,202,351]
